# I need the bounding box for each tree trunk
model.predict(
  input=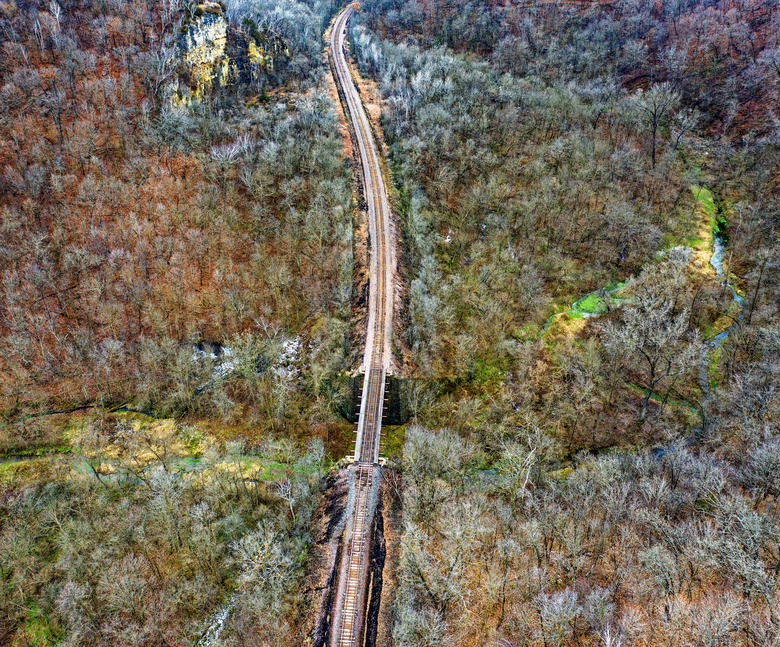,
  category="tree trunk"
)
[747,258,767,326]
[651,118,658,168]
[641,388,653,421]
